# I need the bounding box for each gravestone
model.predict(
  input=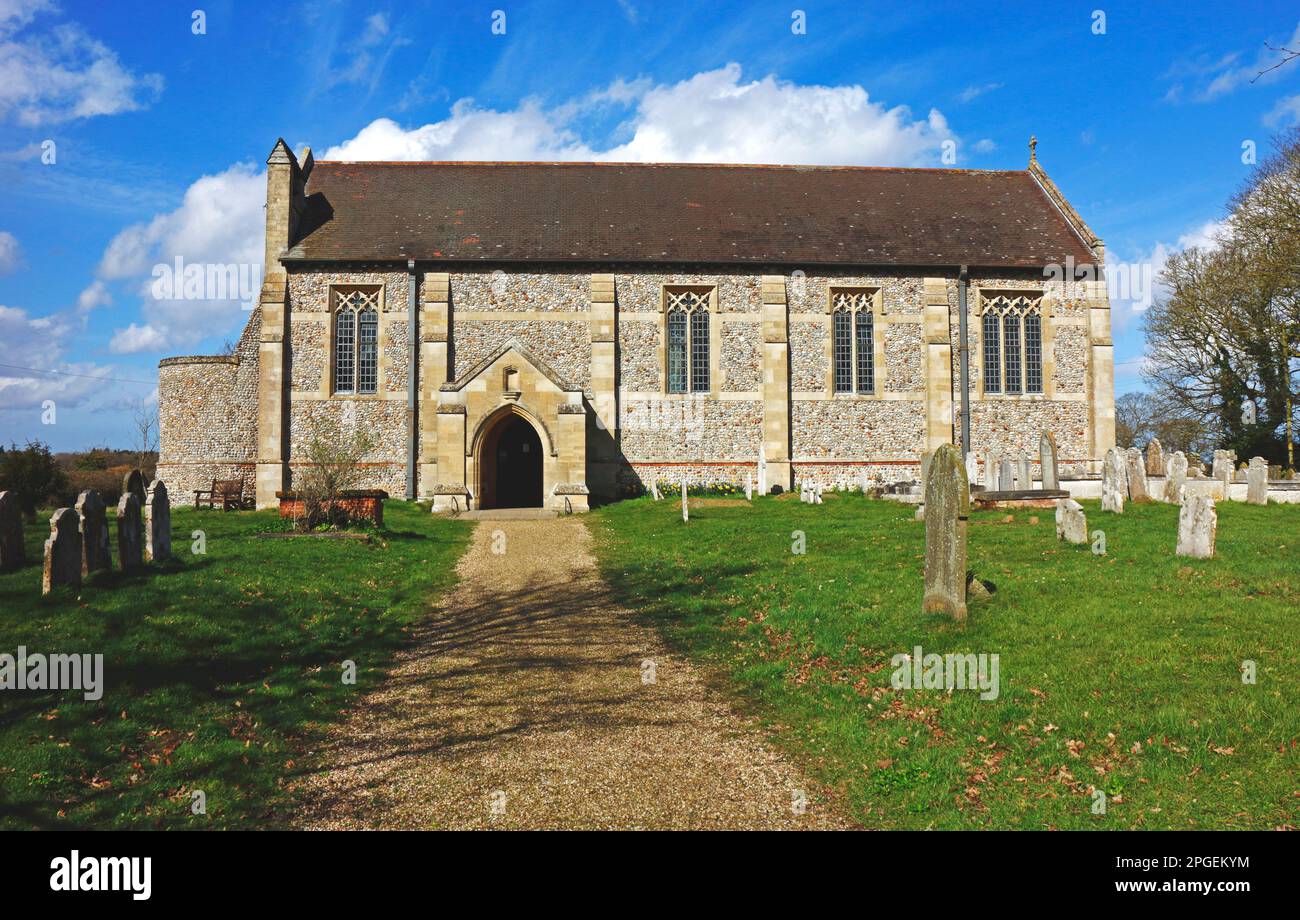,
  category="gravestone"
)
[1176,494,1217,558]
[1163,451,1187,504]
[1101,448,1126,513]
[965,452,980,490]
[0,490,24,572]
[757,450,768,497]
[145,479,172,562]
[745,473,752,501]
[920,451,933,495]
[984,450,998,488]
[1055,498,1088,544]
[1125,447,1150,501]
[815,485,824,505]
[75,490,112,575]
[998,459,1014,491]
[1246,457,1268,505]
[1016,458,1032,490]
[859,468,870,493]
[922,445,969,622]
[681,476,688,522]
[1211,450,1235,498]
[650,480,661,501]
[116,492,144,570]
[42,507,81,594]
[122,468,147,507]
[1269,464,1282,480]
[1145,438,1165,477]
[1040,433,1059,490]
